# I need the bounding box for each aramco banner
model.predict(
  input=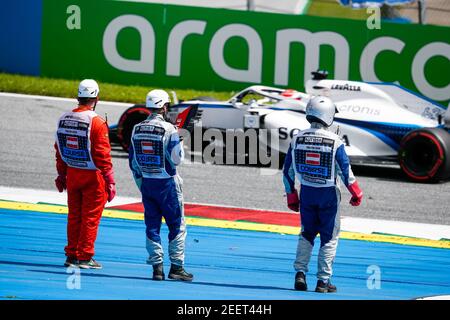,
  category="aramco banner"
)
[41,0,450,105]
